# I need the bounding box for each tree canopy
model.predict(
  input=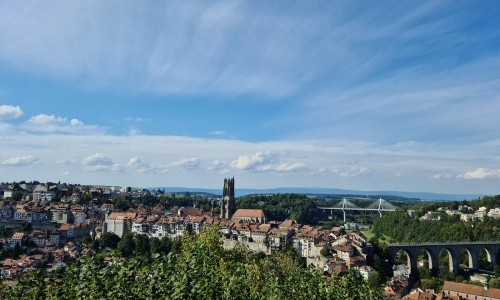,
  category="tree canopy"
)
[0,226,381,299]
